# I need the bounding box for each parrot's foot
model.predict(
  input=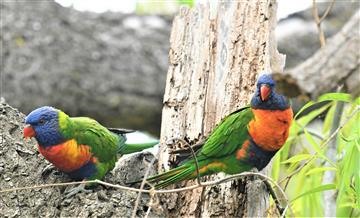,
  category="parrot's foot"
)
[41,164,56,177]
[250,167,259,173]
[64,183,92,198]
